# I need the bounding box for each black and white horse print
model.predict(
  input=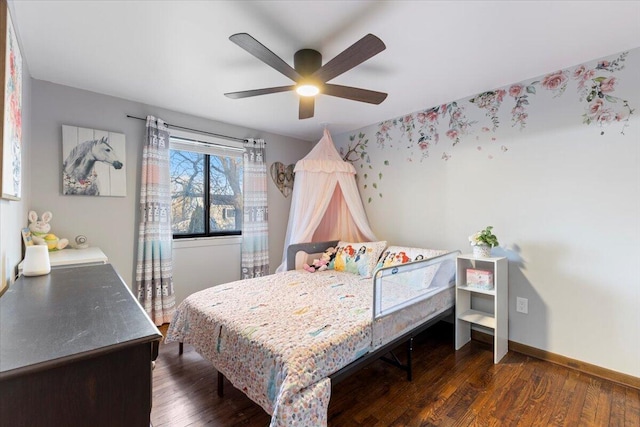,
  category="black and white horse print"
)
[62,137,123,195]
